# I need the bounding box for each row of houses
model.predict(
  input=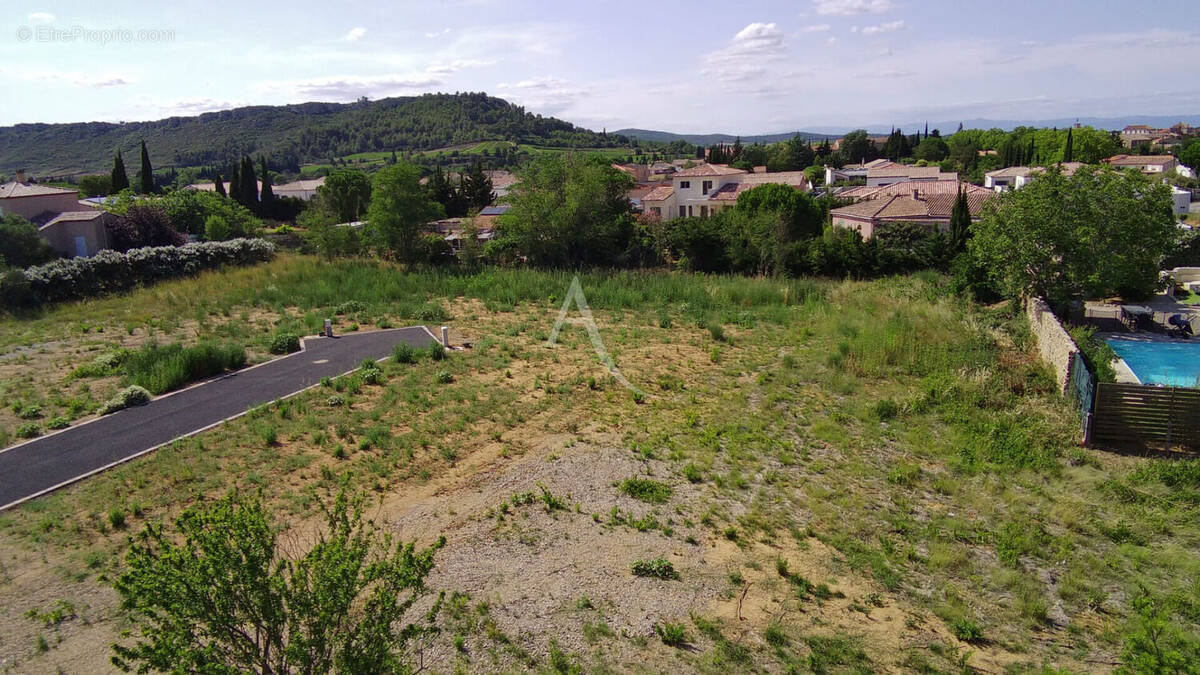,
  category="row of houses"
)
[1119,123,1193,151]
[982,155,1192,215]
[638,163,810,220]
